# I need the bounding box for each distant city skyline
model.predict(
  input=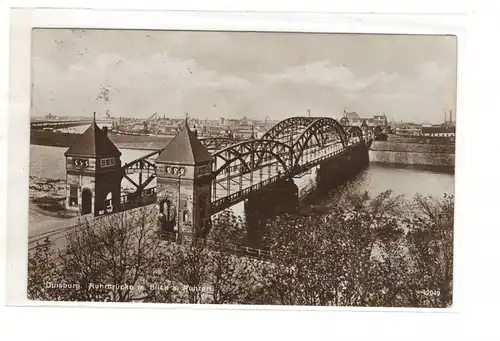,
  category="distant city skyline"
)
[31,29,457,124]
